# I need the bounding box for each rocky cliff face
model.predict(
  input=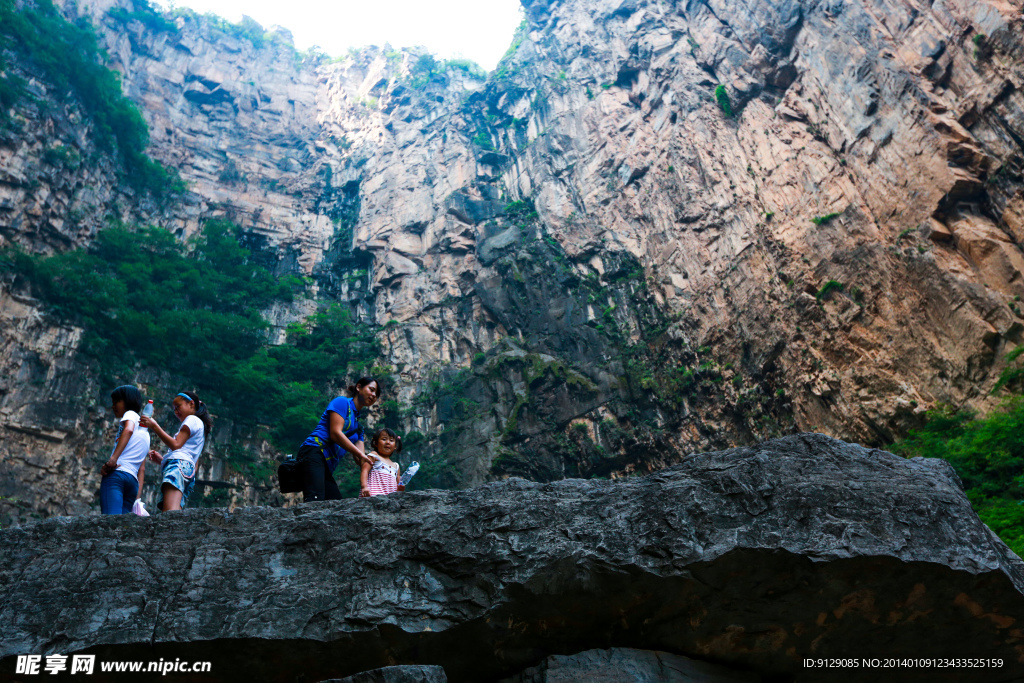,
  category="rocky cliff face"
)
[1,435,1022,681]
[2,0,1024,522]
